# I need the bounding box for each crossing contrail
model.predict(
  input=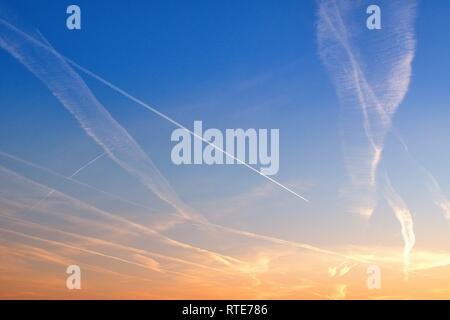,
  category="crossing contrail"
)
[1,12,382,274]
[393,129,450,221]
[317,0,416,216]
[0,150,370,264]
[382,174,415,278]
[317,0,418,271]
[0,17,309,203]
[28,151,108,211]
[0,161,246,268]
